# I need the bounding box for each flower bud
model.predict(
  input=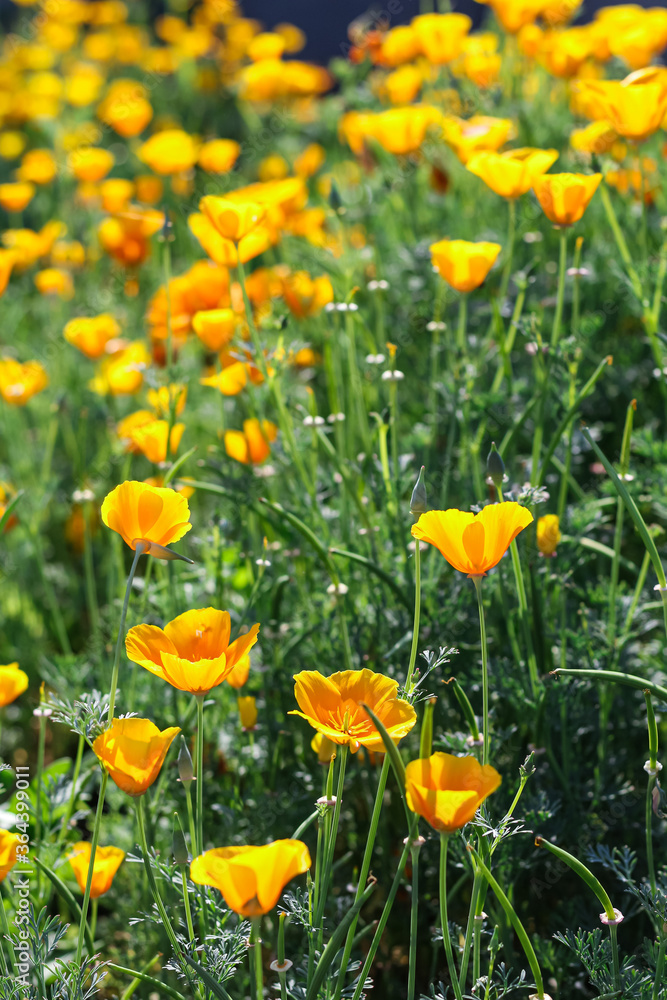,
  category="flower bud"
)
[172,814,189,865]
[410,466,427,515]
[486,442,505,488]
[238,695,258,731]
[177,736,194,785]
